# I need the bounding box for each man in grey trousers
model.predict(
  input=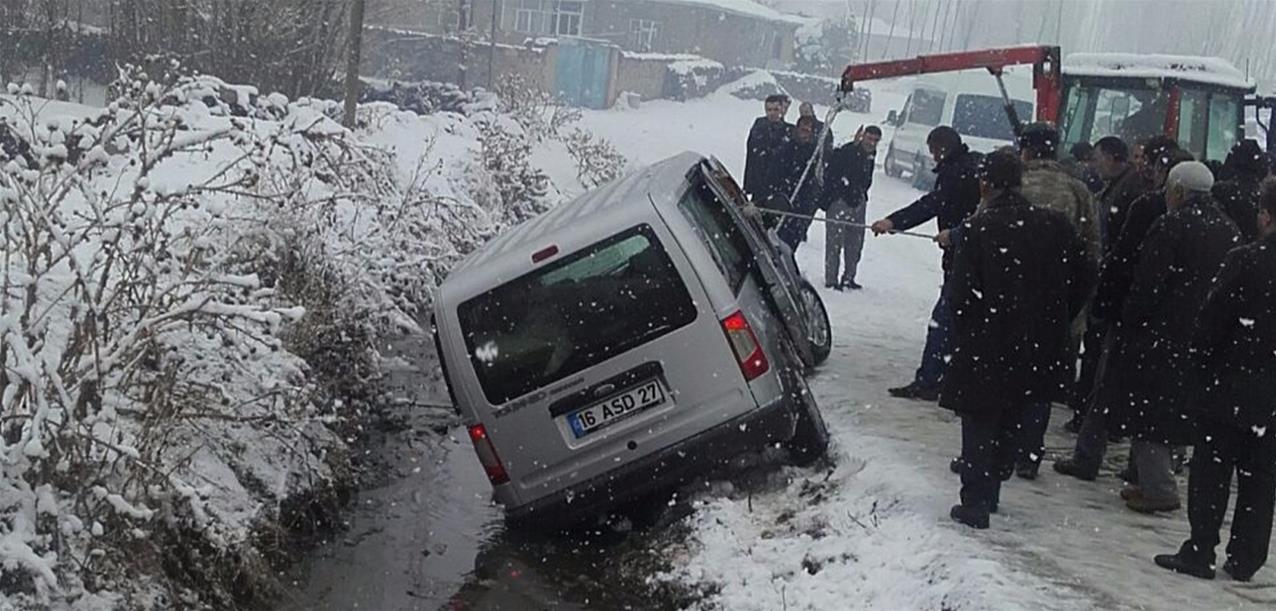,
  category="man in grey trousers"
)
[823,126,881,290]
